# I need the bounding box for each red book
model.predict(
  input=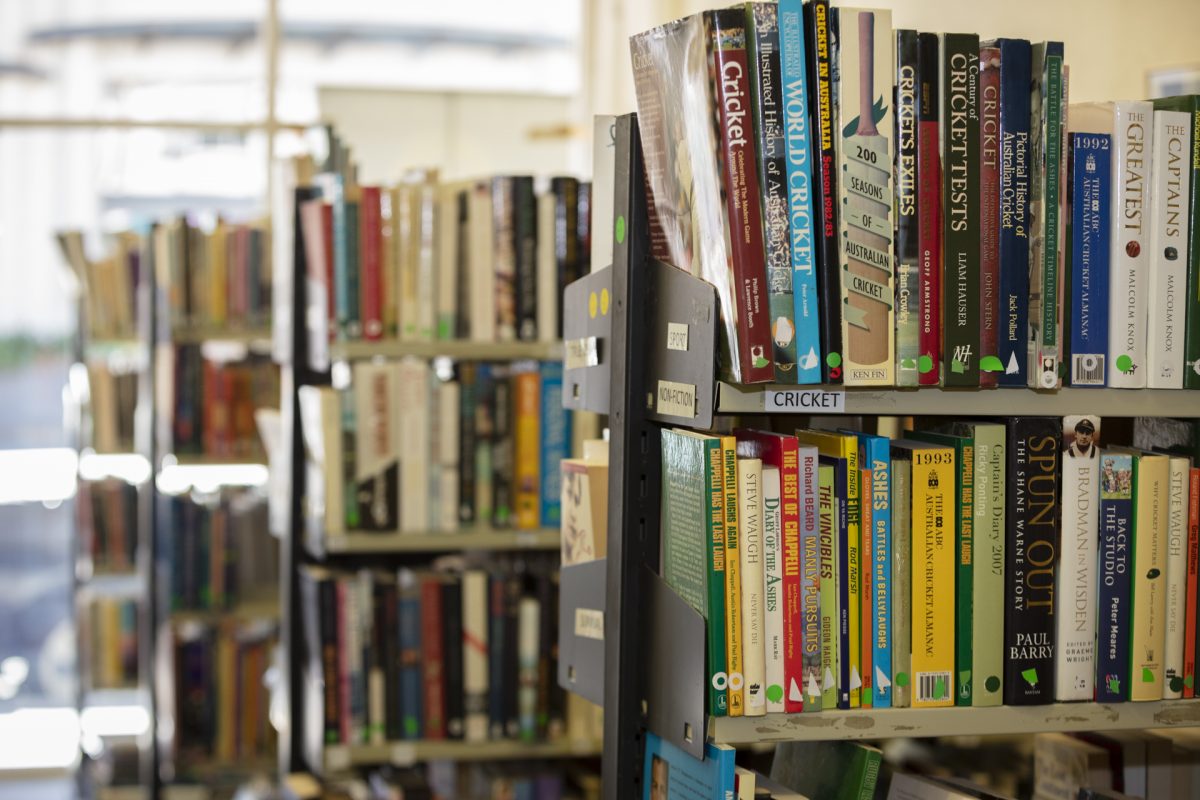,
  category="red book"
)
[322,204,336,343]
[708,9,775,384]
[978,45,1002,387]
[359,186,383,341]
[421,577,447,739]
[1186,468,1200,698]
[860,466,873,708]
[916,33,942,386]
[734,429,802,711]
